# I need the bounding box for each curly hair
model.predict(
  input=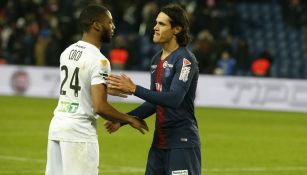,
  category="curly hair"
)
[79,5,108,33]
